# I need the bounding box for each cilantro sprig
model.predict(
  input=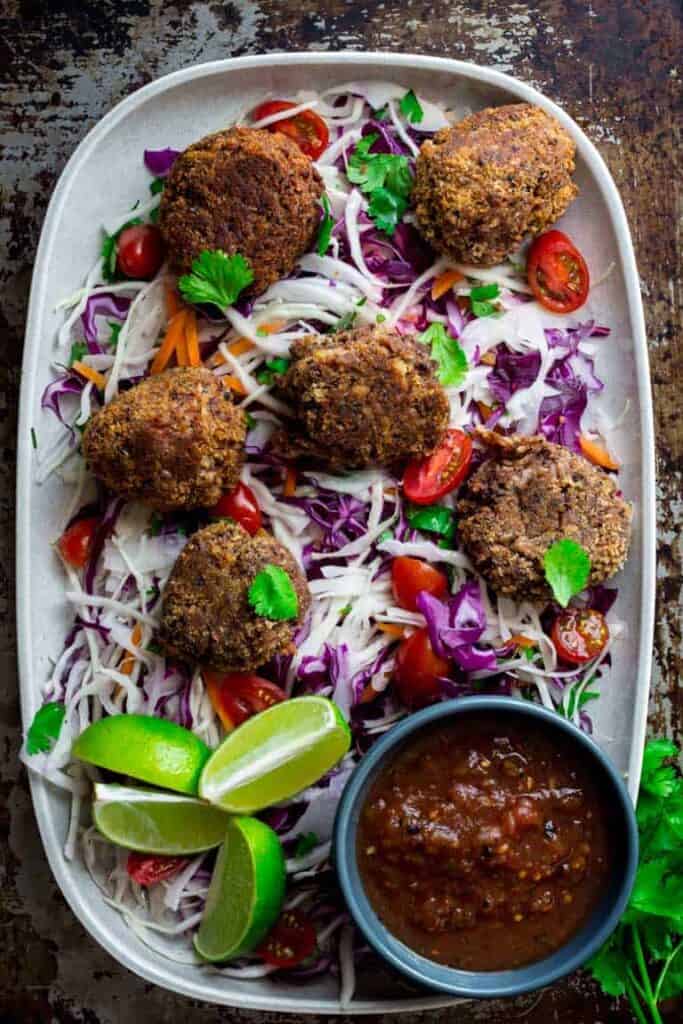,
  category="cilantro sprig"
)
[543,538,591,606]
[407,504,456,543]
[417,322,468,388]
[588,739,683,1022]
[470,282,501,318]
[347,133,413,236]
[316,194,334,256]
[101,218,142,283]
[399,89,424,124]
[248,564,299,621]
[26,702,66,755]
[256,357,290,386]
[178,250,253,311]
